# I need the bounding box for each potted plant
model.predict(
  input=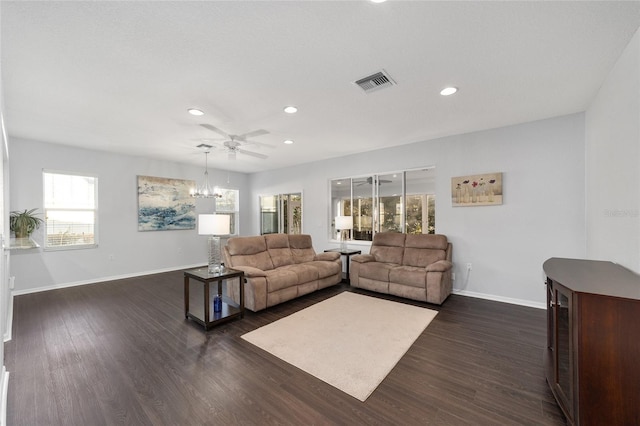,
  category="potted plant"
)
[10,208,44,239]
